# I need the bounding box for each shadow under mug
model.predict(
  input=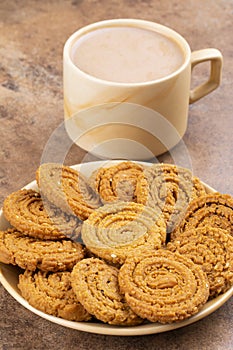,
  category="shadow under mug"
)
[63,19,223,159]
